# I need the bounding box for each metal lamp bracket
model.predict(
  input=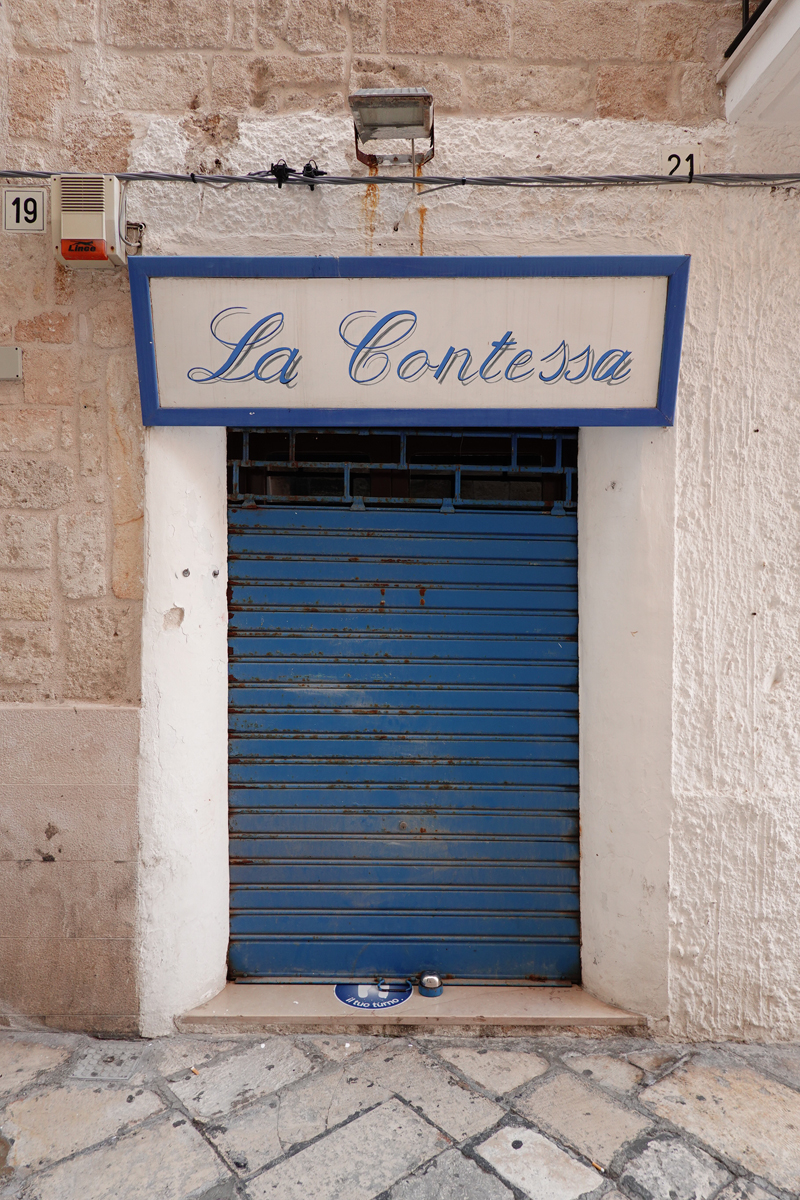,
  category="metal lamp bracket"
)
[353,119,435,170]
